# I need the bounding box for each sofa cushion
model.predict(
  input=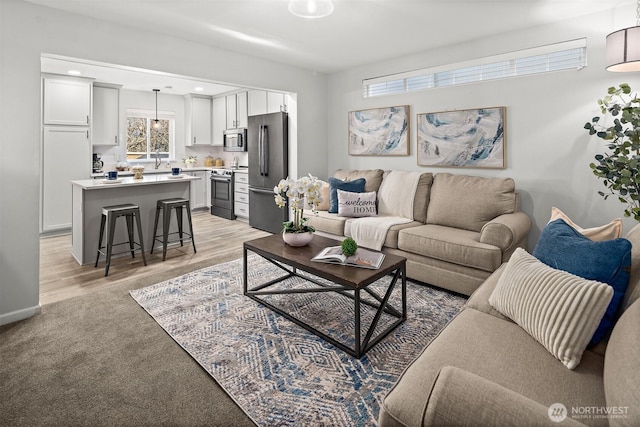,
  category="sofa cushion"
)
[328,177,366,213]
[489,248,613,370]
[622,224,640,312]
[426,173,517,232]
[305,211,348,236]
[345,219,421,249]
[398,224,502,272]
[337,190,377,217]
[533,219,632,345]
[603,300,640,423]
[315,180,330,211]
[380,308,607,427]
[412,172,433,223]
[333,169,384,193]
[549,206,622,241]
[465,263,510,321]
